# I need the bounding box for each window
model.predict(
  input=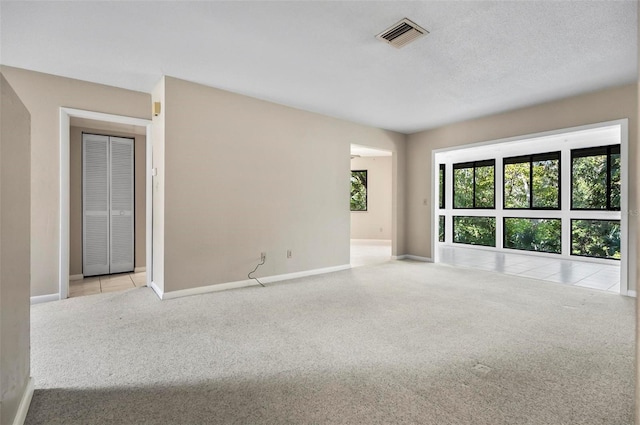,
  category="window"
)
[571,145,620,210]
[350,170,367,211]
[453,216,496,247]
[438,164,445,209]
[453,165,473,208]
[439,132,623,264]
[453,160,495,209]
[503,152,560,209]
[504,218,561,254]
[571,219,620,260]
